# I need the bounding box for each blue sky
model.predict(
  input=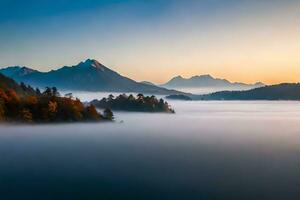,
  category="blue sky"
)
[0,0,300,84]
